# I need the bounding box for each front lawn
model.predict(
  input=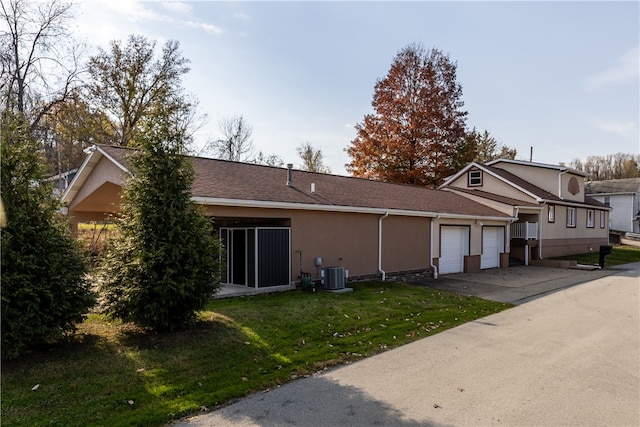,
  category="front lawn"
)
[1,281,511,426]
[552,244,640,267]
